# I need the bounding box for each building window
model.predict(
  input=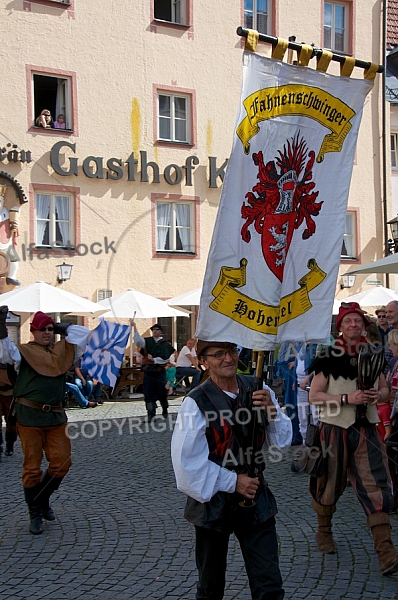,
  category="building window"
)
[156,201,194,253]
[154,0,186,25]
[28,66,76,132]
[158,93,190,143]
[35,192,74,248]
[341,212,356,259]
[97,289,112,302]
[391,133,398,169]
[244,0,271,35]
[324,2,349,53]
